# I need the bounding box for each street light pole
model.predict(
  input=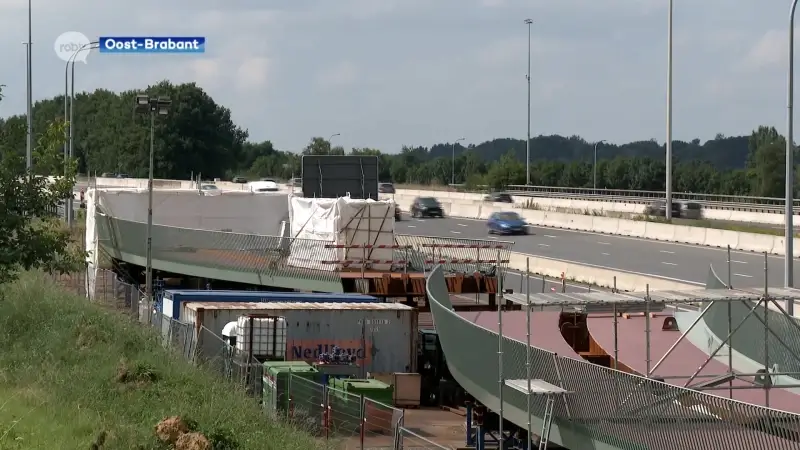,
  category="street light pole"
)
[65,41,98,227]
[452,137,465,185]
[786,0,798,304]
[665,0,674,220]
[593,140,606,190]
[25,0,32,171]
[525,18,533,185]
[135,95,172,319]
[328,133,340,152]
